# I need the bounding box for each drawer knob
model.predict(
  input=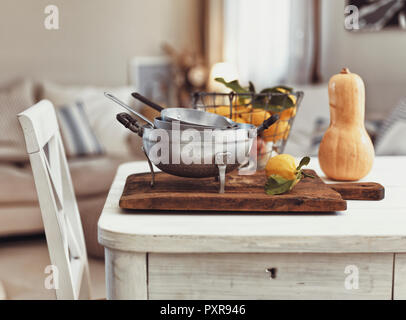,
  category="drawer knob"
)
[266,267,277,279]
